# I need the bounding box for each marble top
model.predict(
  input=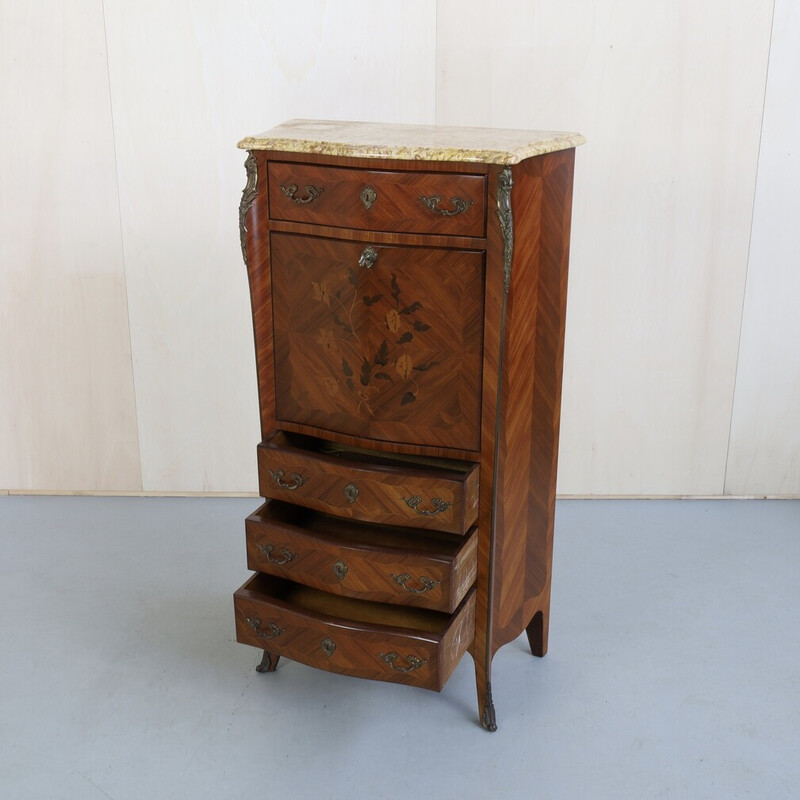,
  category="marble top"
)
[238,119,585,165]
